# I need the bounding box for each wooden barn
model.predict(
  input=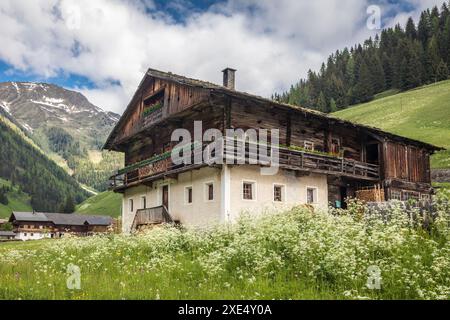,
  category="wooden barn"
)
[104,68,442,233]
[9,212,113,241]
